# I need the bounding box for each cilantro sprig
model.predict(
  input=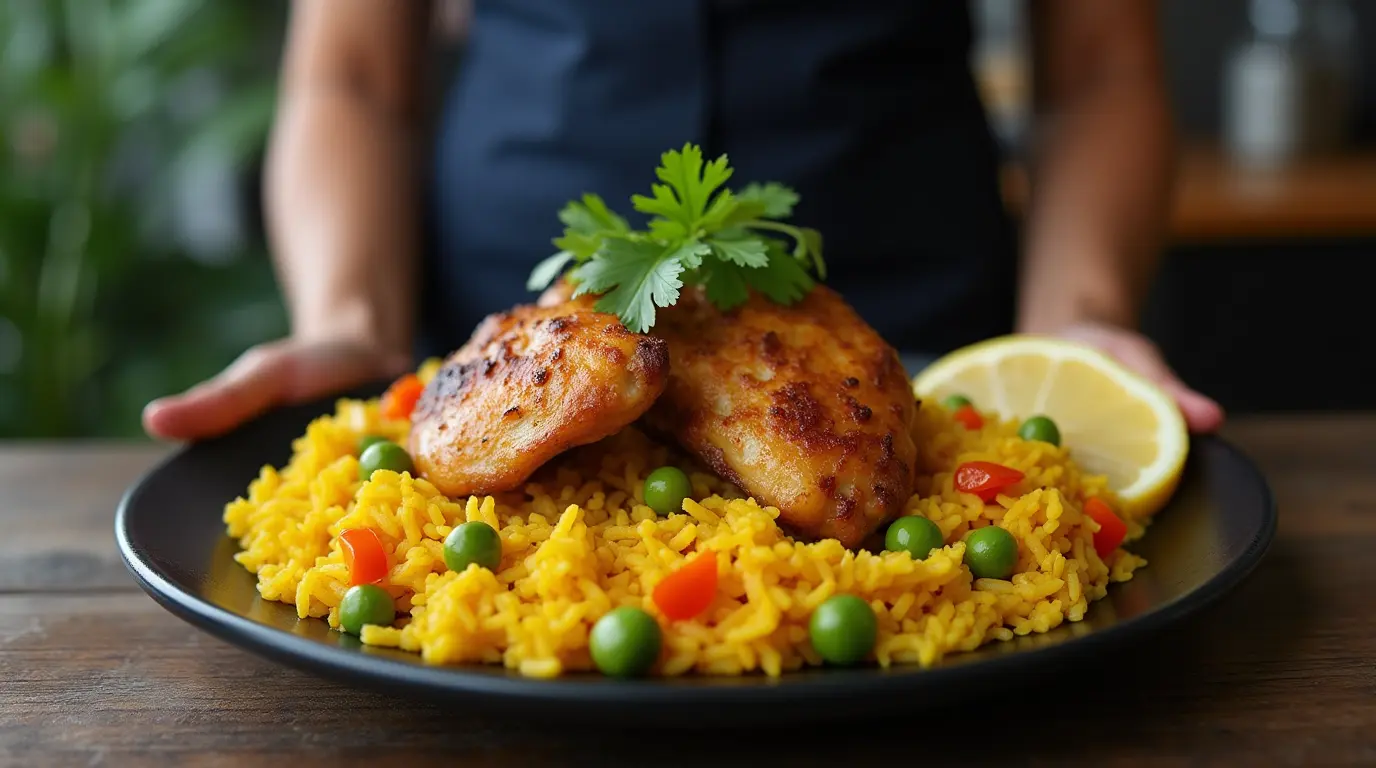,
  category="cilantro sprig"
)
[526,143,826,333]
